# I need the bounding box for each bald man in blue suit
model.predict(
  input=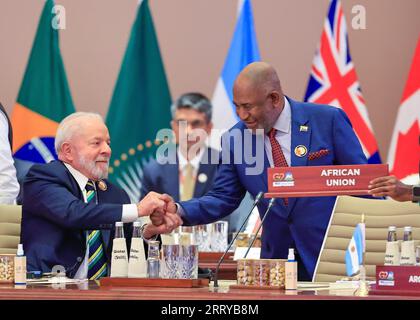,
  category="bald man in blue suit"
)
[158,62,368,281]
